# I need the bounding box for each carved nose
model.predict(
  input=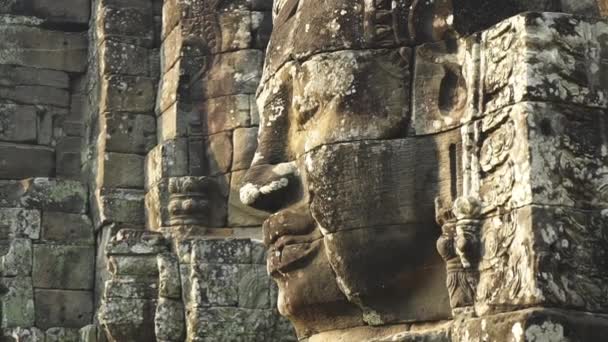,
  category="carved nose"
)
[239,161,301,212]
